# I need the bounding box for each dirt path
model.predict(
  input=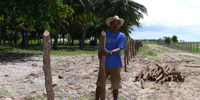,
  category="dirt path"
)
[0,44,200,100]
